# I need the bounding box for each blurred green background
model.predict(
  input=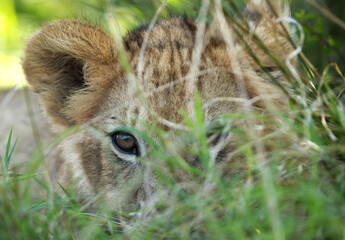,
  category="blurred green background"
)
[0,0,344,88]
